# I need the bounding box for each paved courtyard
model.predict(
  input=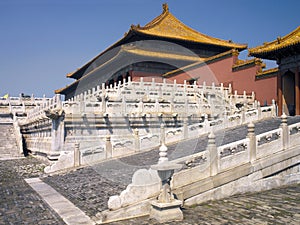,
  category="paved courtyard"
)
[1,157,300,224]
[1,117,300,224]
[110,184,300,225]
[0,158,65,225]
